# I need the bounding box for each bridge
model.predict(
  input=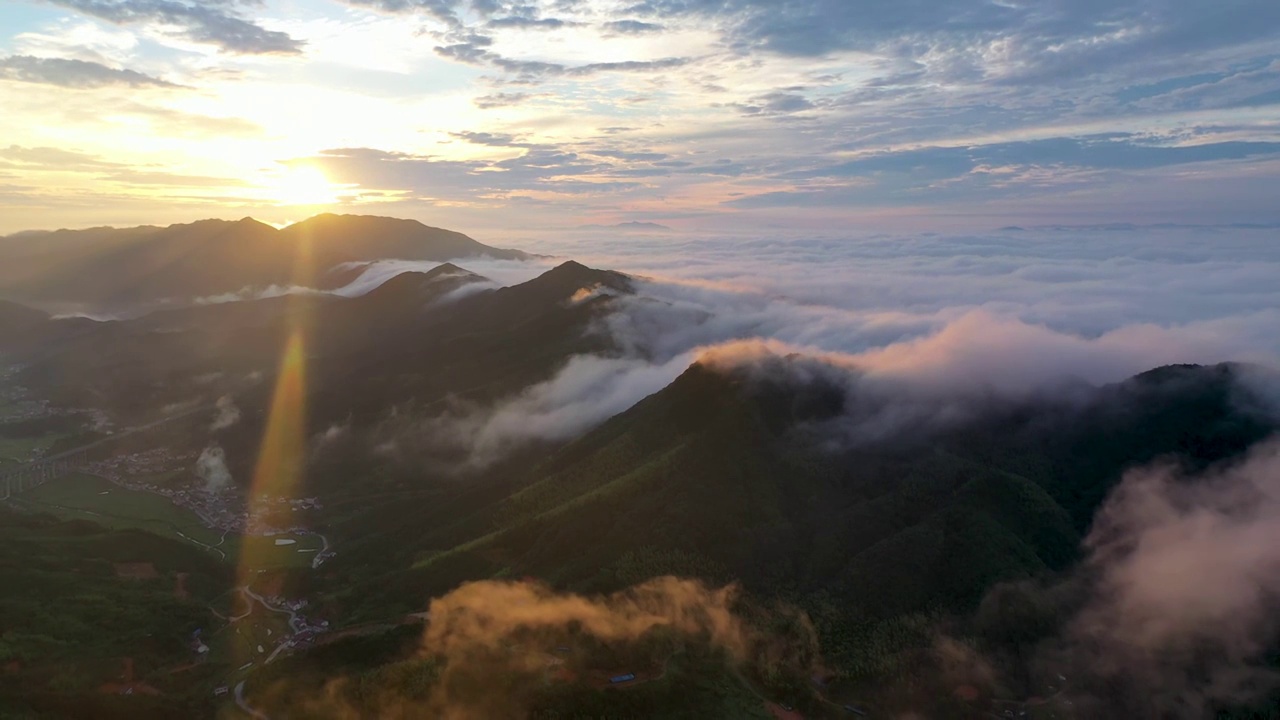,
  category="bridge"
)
[0,450,90,500]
